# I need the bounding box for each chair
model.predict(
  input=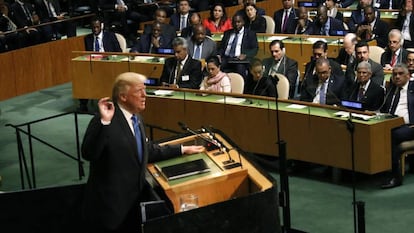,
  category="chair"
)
[399,140,414,176]
[262,15,275,34]
[115,33,128,53]
[369,46,385,64]
[274,73,289,100]
[227,72,244,94]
